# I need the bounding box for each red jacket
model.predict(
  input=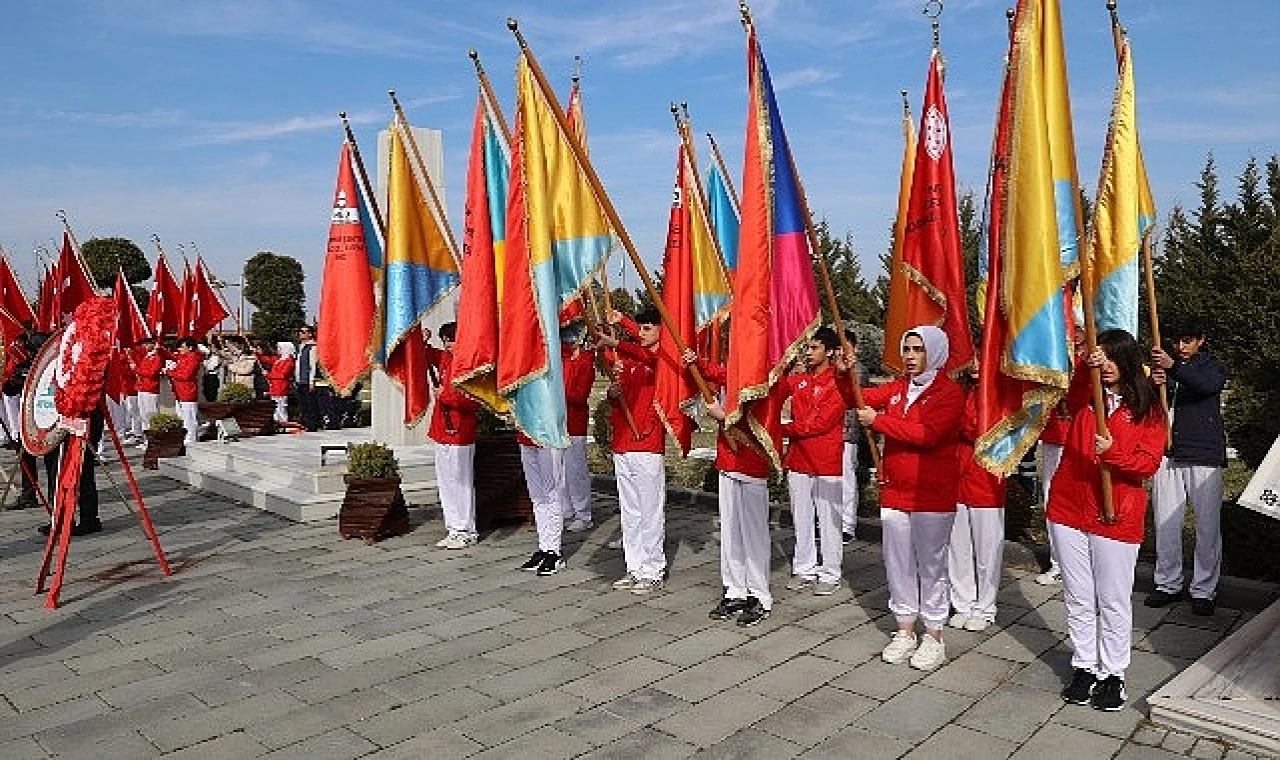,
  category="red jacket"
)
[427,347,479,446]
[862,374,965,512]
[1046,367,1167,544]
[1039,398,1073,446]
[699,360,771,479]
[134,347,169,394]
[166,351,203,402]
[563,344,596,437]
[610,340,663,454]
[782,367,845,477]
[957,387,1006,508]
[261,355,295,397]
